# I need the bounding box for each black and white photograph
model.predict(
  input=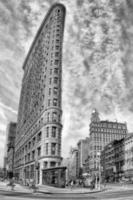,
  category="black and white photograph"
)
[0,0,133,200]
